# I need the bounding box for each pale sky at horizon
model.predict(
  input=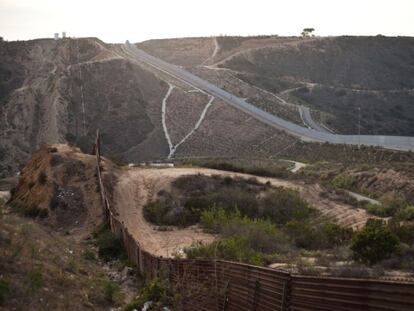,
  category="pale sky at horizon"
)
[1,0,414,43]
